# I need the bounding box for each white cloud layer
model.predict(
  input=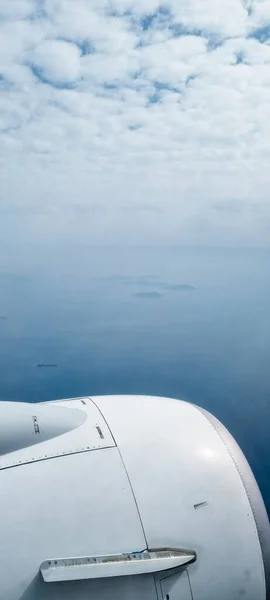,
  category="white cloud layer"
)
[33,40,82,85]
[1,0,270,246]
